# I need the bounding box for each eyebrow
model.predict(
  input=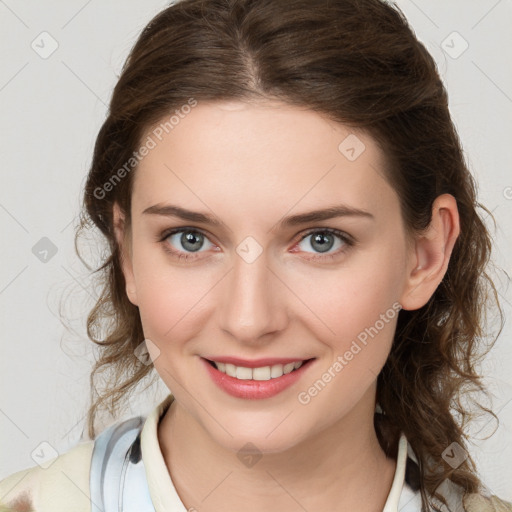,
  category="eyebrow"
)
[142,203,374,231]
